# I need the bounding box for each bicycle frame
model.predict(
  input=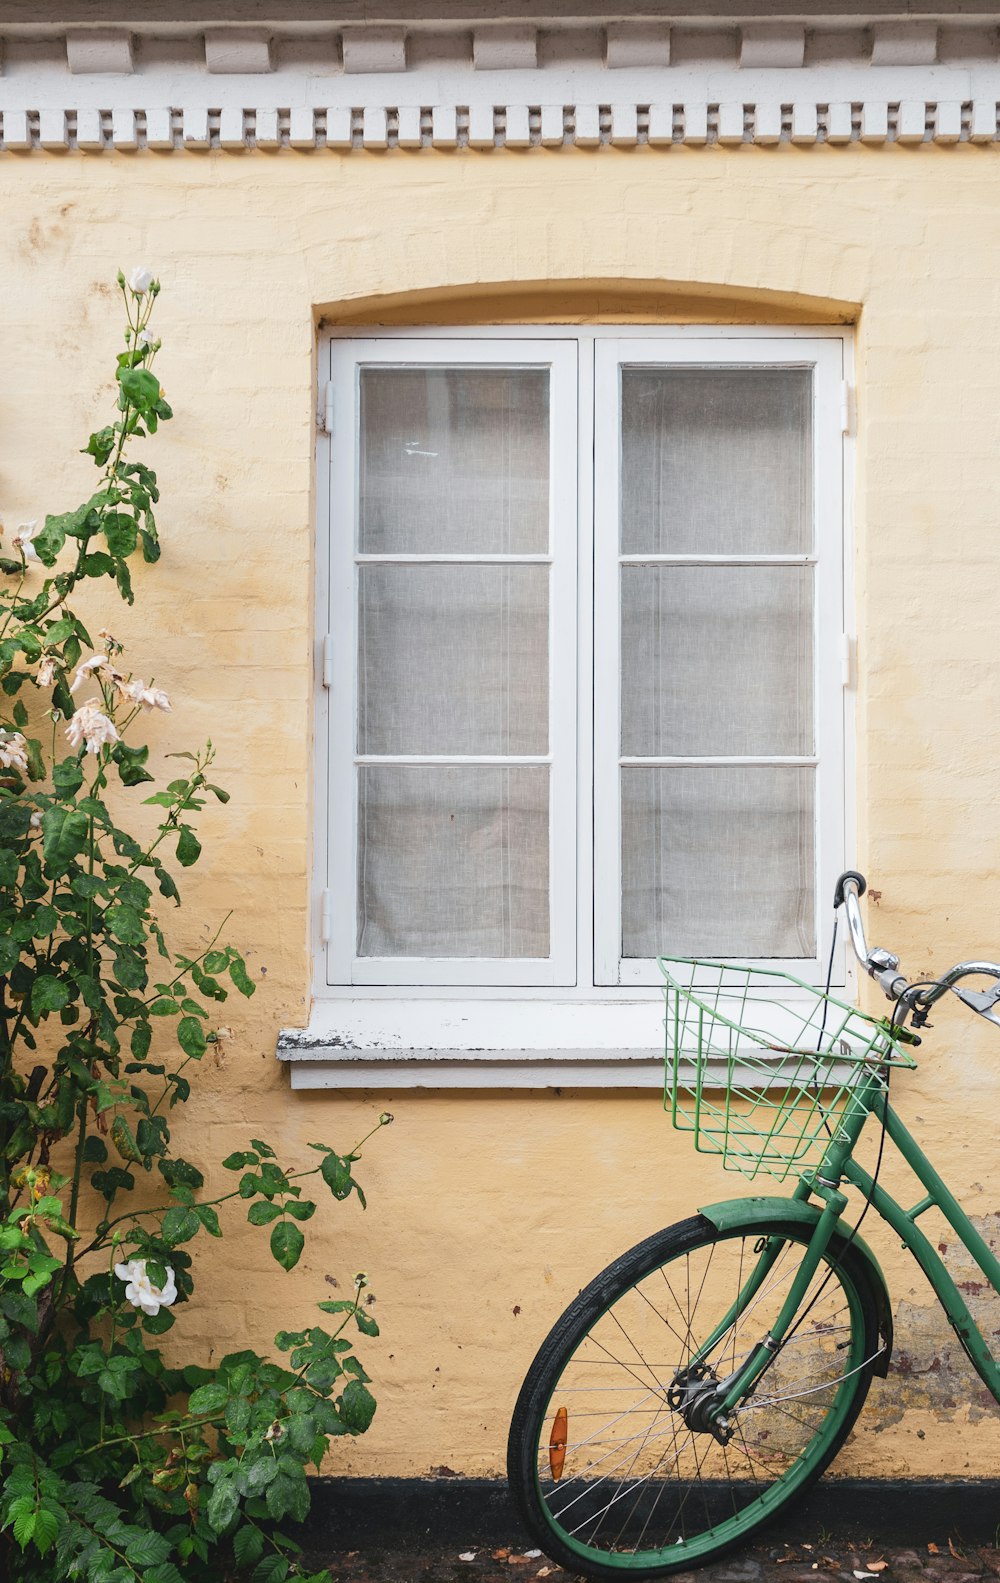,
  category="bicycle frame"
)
[691,1066,1000,1420]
